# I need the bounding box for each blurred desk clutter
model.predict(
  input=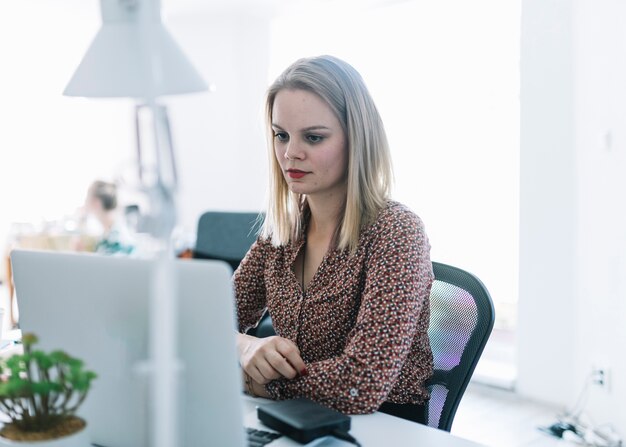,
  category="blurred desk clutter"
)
[3,221,101,329]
